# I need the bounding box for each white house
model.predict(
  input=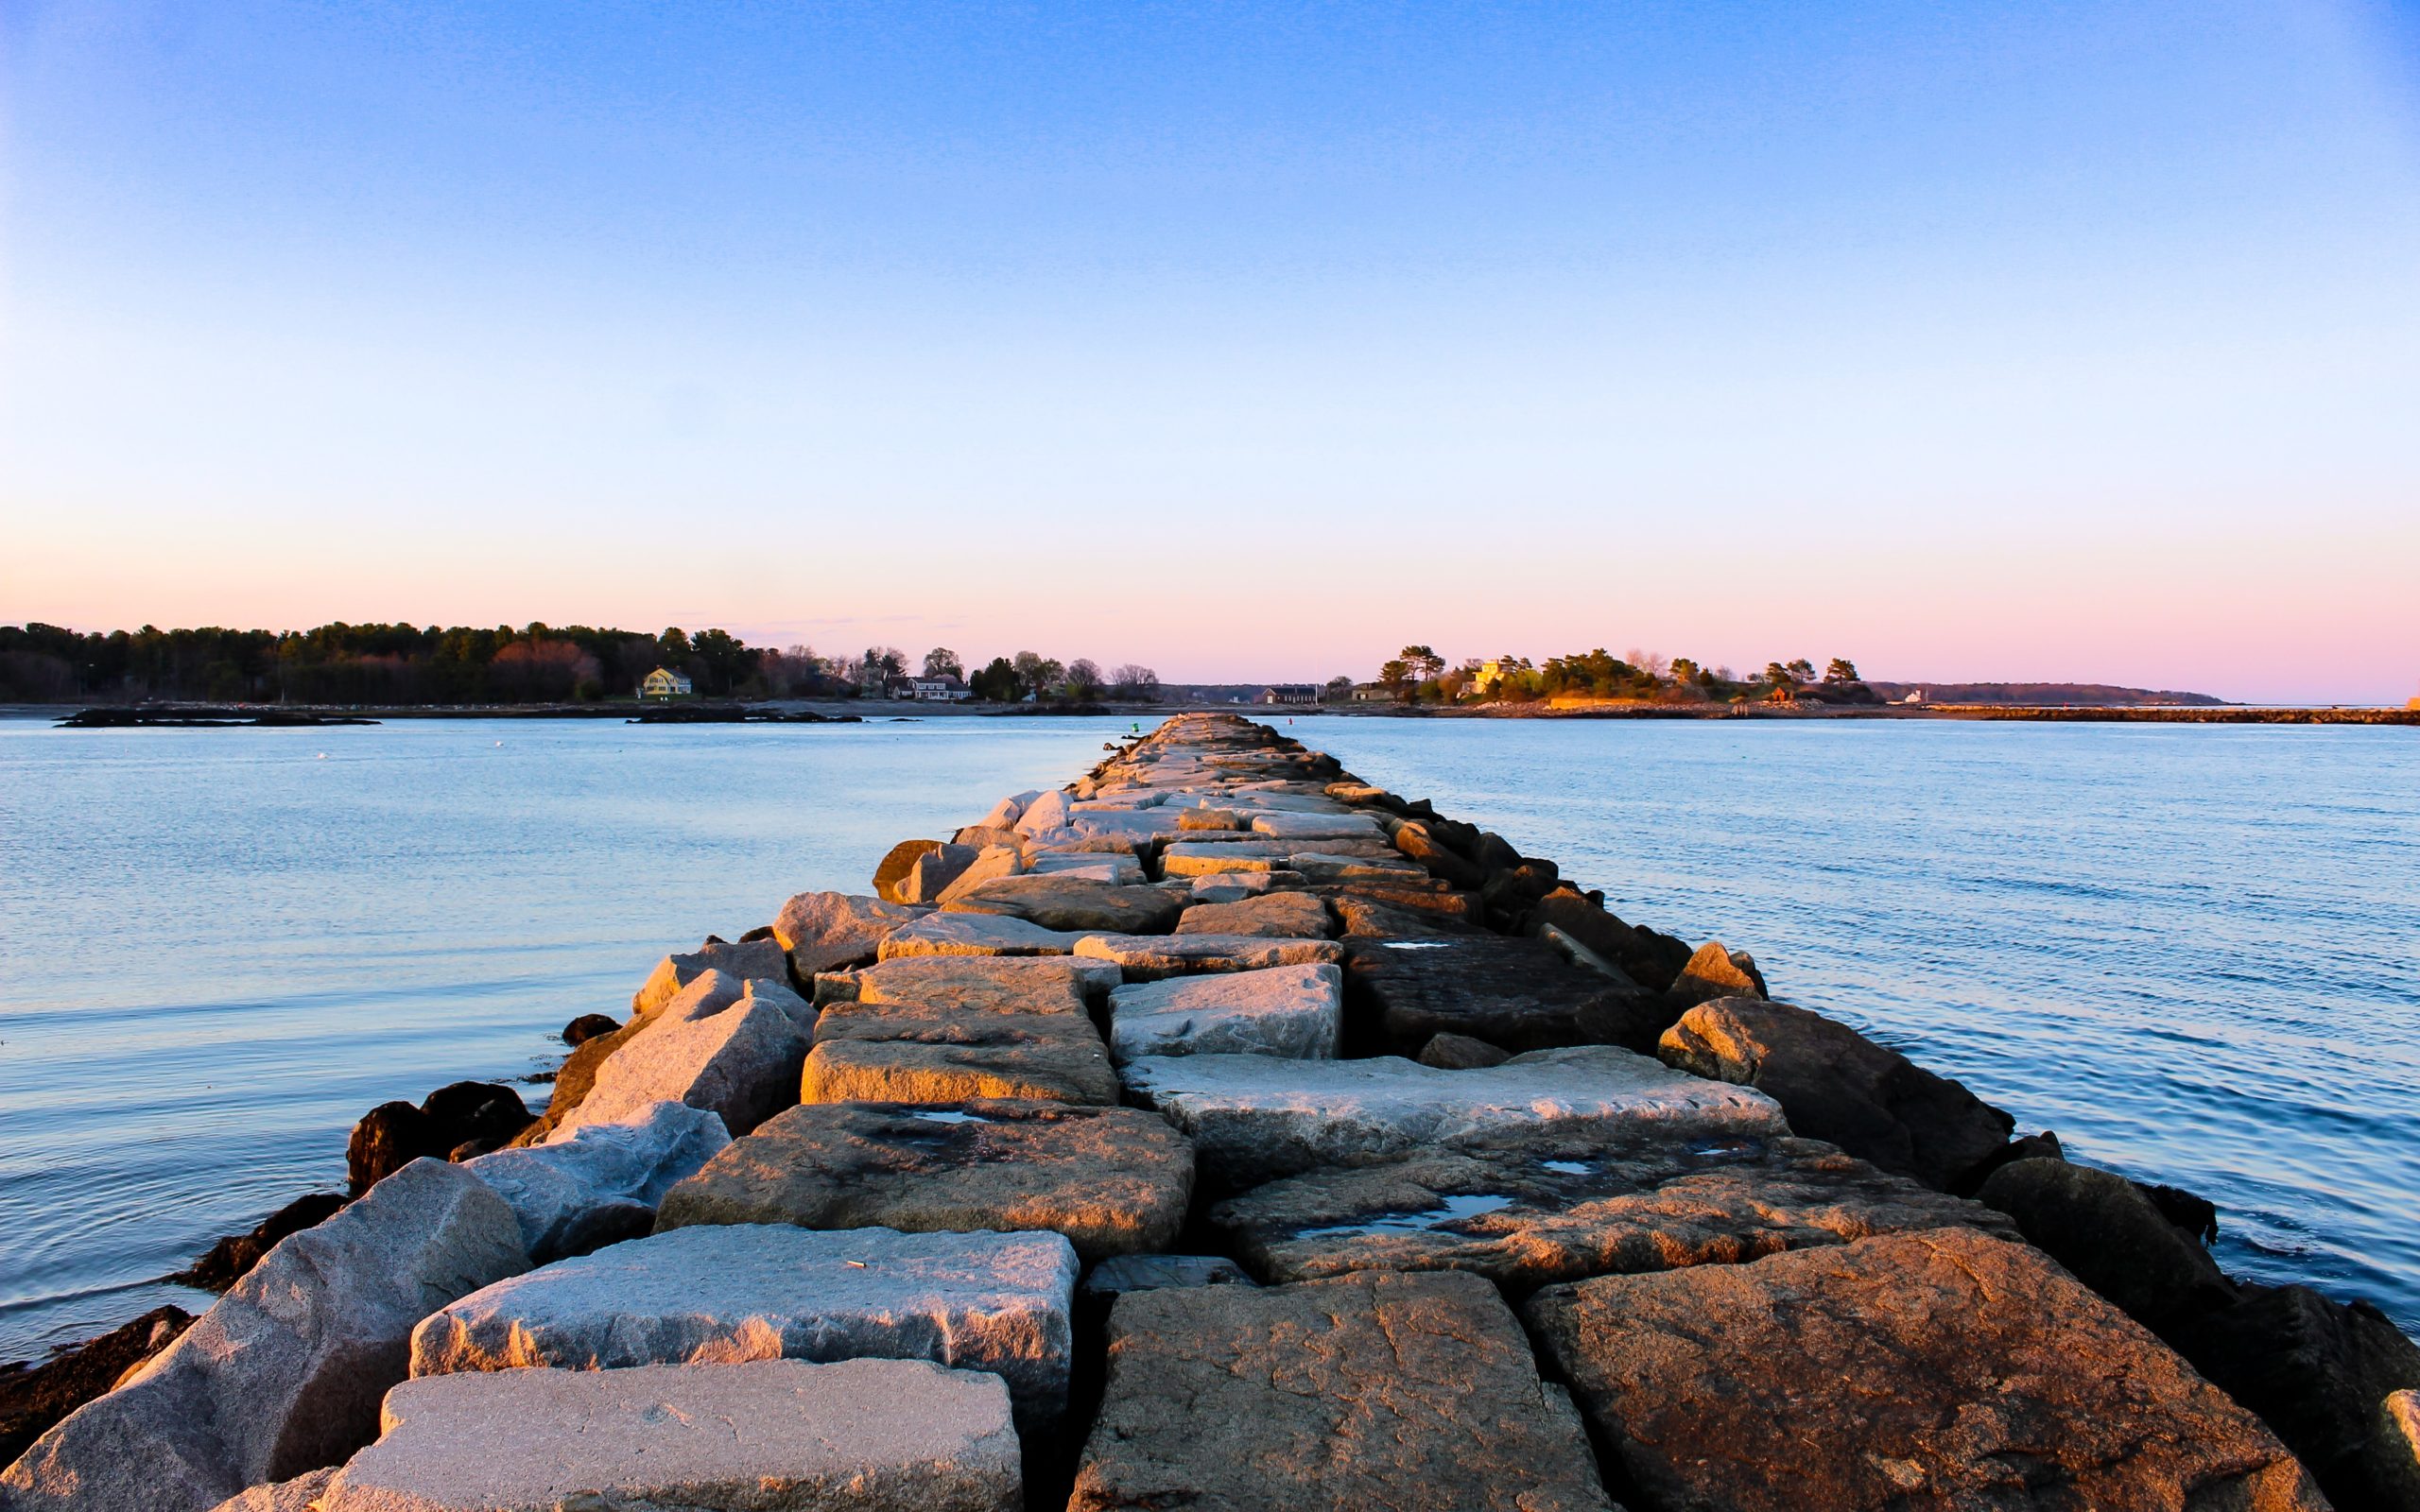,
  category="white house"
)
[912,674,972,701]
[640,667,694,699]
